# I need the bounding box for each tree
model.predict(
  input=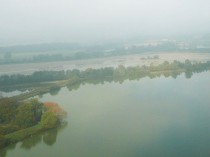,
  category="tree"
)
[41,112,58,129]
[30,99,43,123]
[14,102,36,128]
[0,135,9,149]
[0,98,18,123]
[44,102,67,119]
[13,99,43,128]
